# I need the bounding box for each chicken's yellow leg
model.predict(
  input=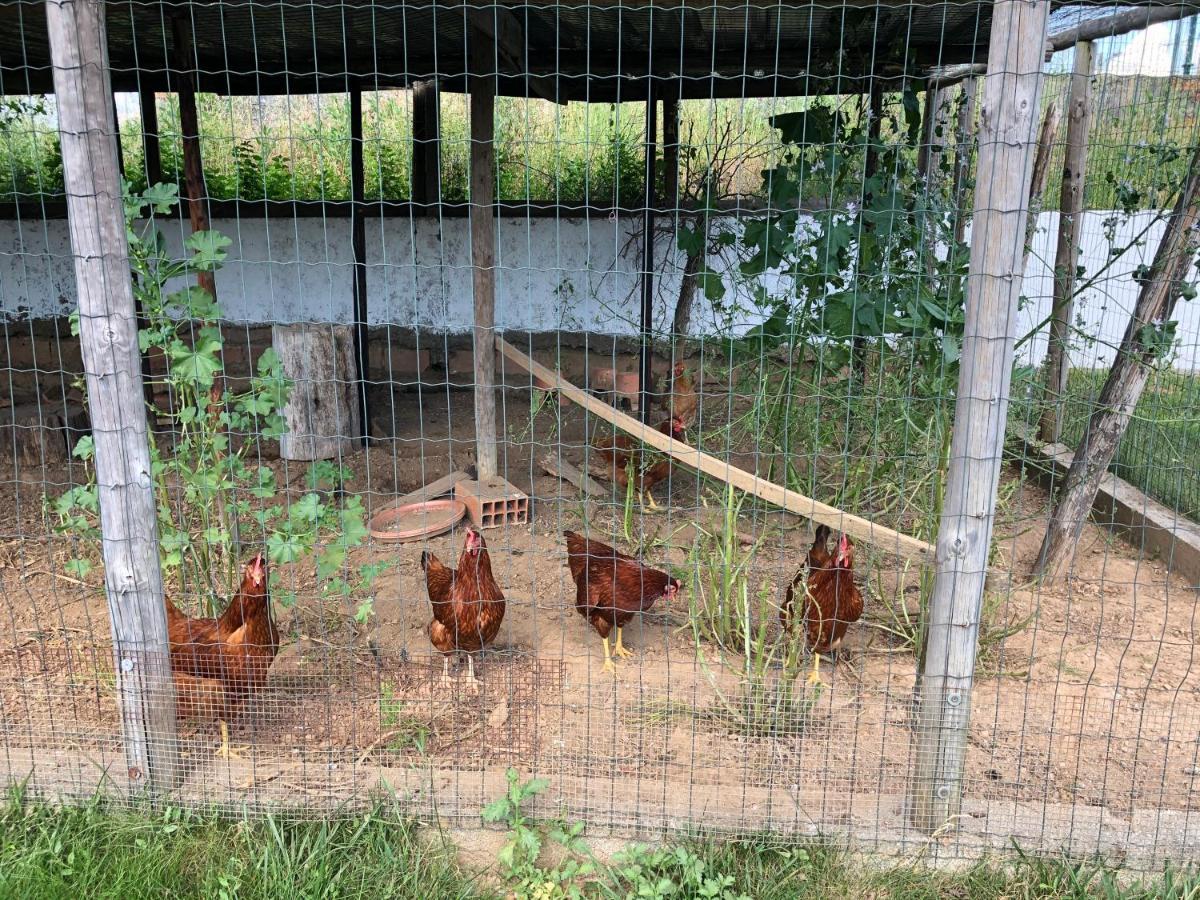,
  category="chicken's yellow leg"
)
[806,653,822,686]
[613,627,634,658]
[215,720,248,760]
[601,637,618,675]
[642,491,661,511]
